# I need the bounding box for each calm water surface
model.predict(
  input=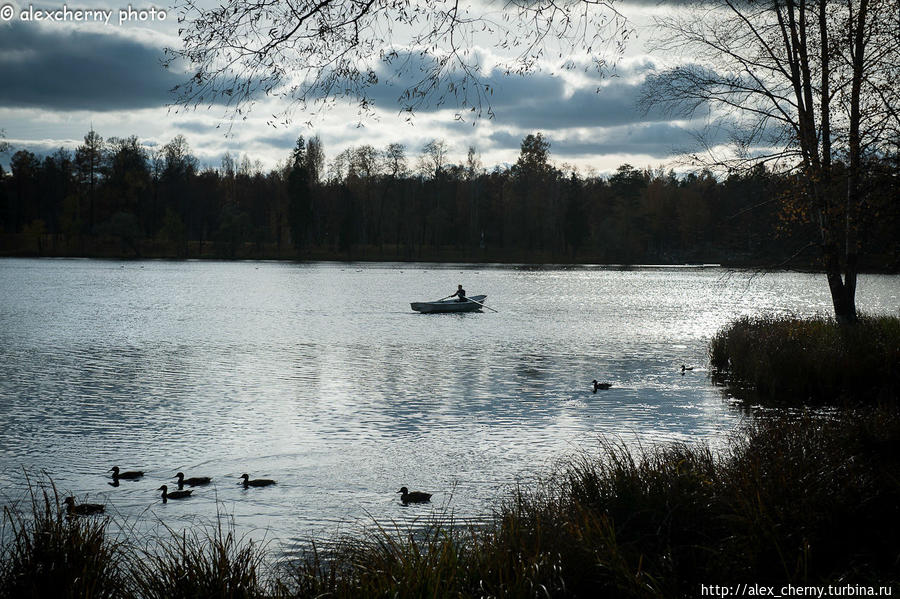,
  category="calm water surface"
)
[1,259,897,551]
